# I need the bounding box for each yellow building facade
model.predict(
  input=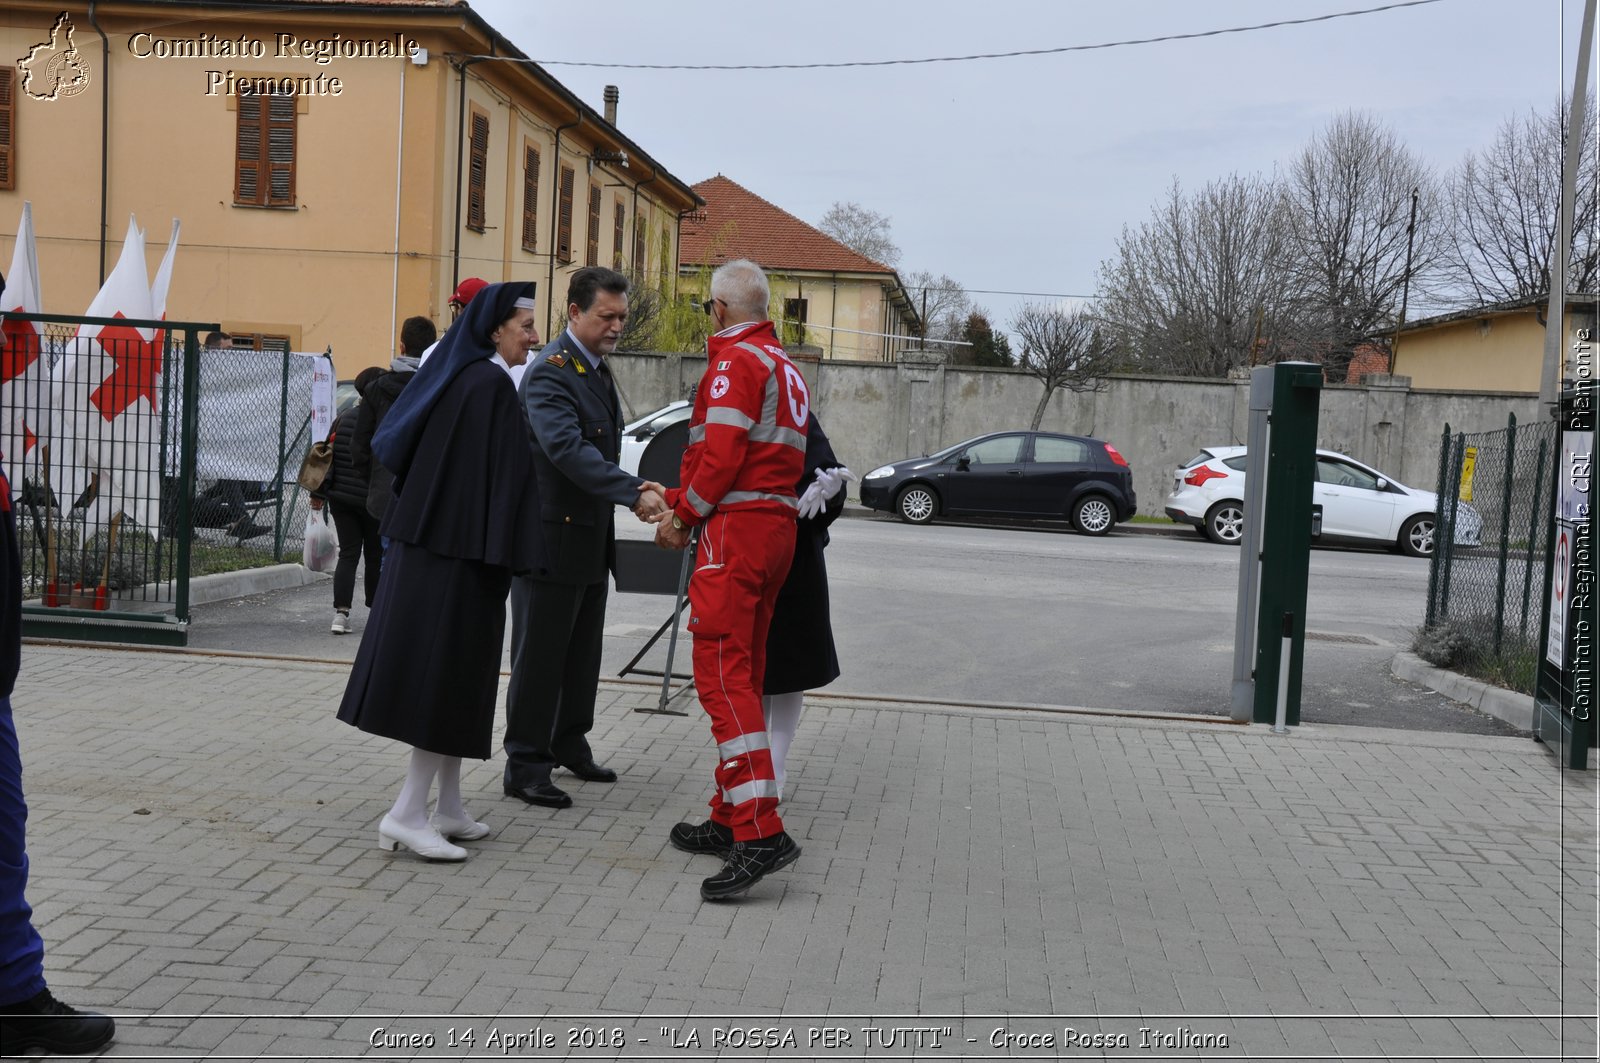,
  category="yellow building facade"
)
[0,0,697,371]
[1392,295,1598,393]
